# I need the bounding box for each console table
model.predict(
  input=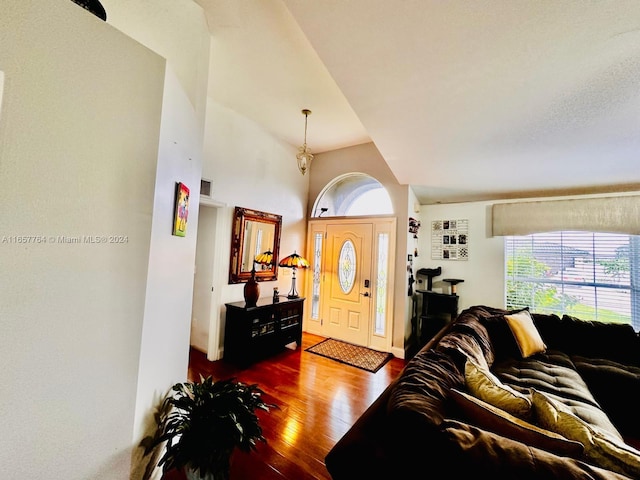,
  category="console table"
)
[223,296,305,366]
